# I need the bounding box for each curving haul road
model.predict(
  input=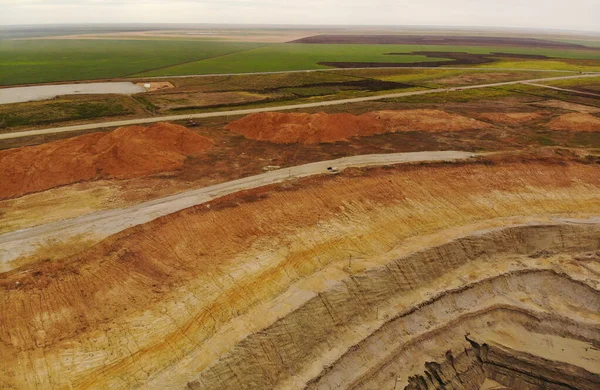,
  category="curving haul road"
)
[0,151,477,271]
[1,73,599,141]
